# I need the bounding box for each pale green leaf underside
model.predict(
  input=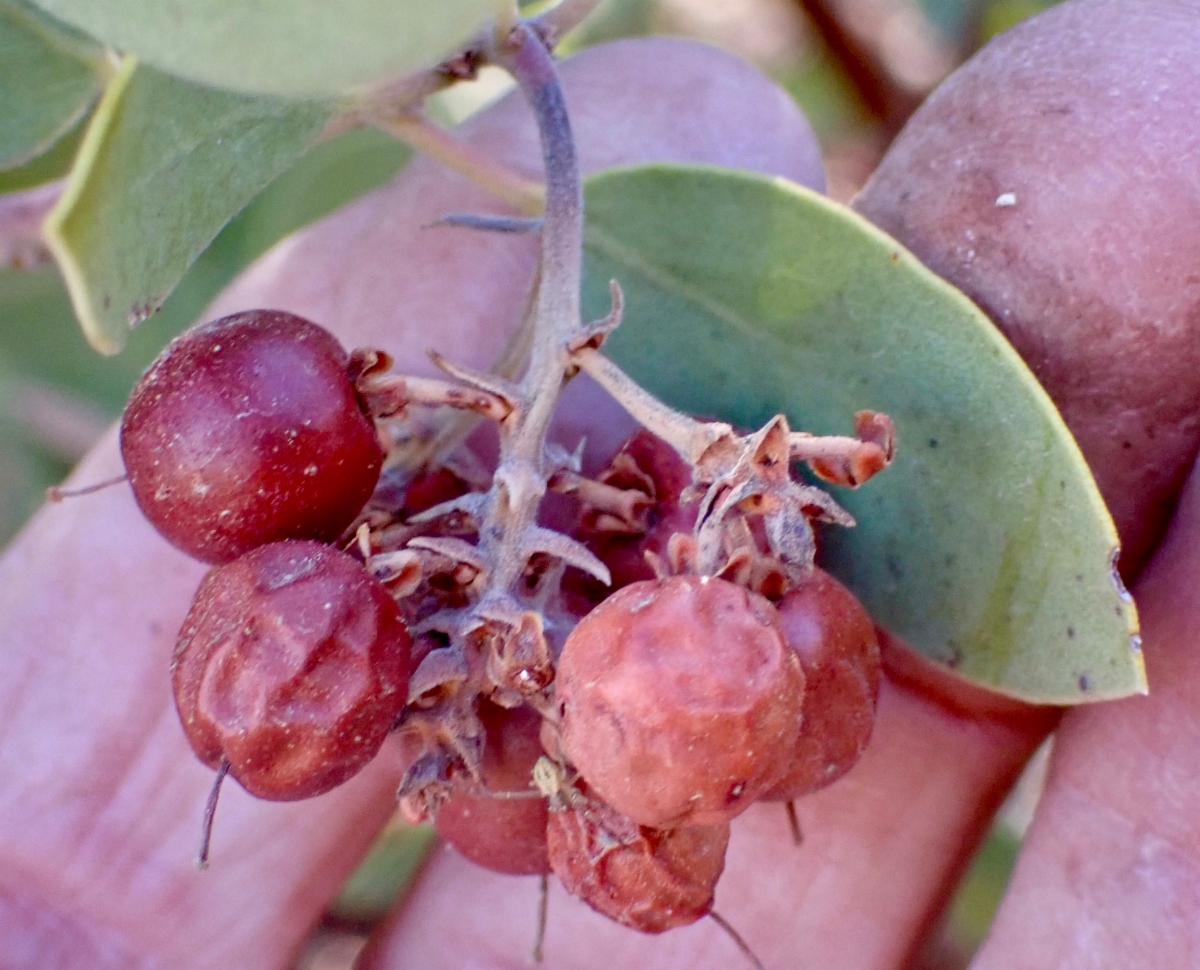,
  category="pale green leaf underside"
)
[44,58,332,354]
[583,164,1145,704]
[0,0,105,170]
[29,0,506,97]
